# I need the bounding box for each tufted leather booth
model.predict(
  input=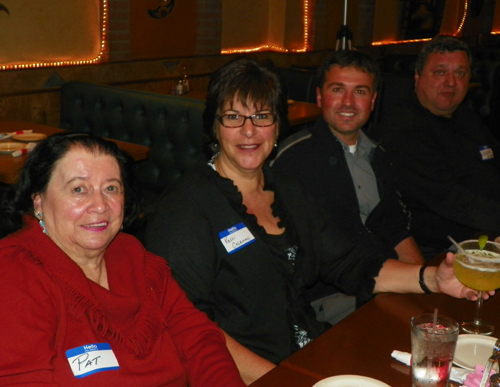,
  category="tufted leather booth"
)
[59,81,207,193]
[274,67,317,104]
